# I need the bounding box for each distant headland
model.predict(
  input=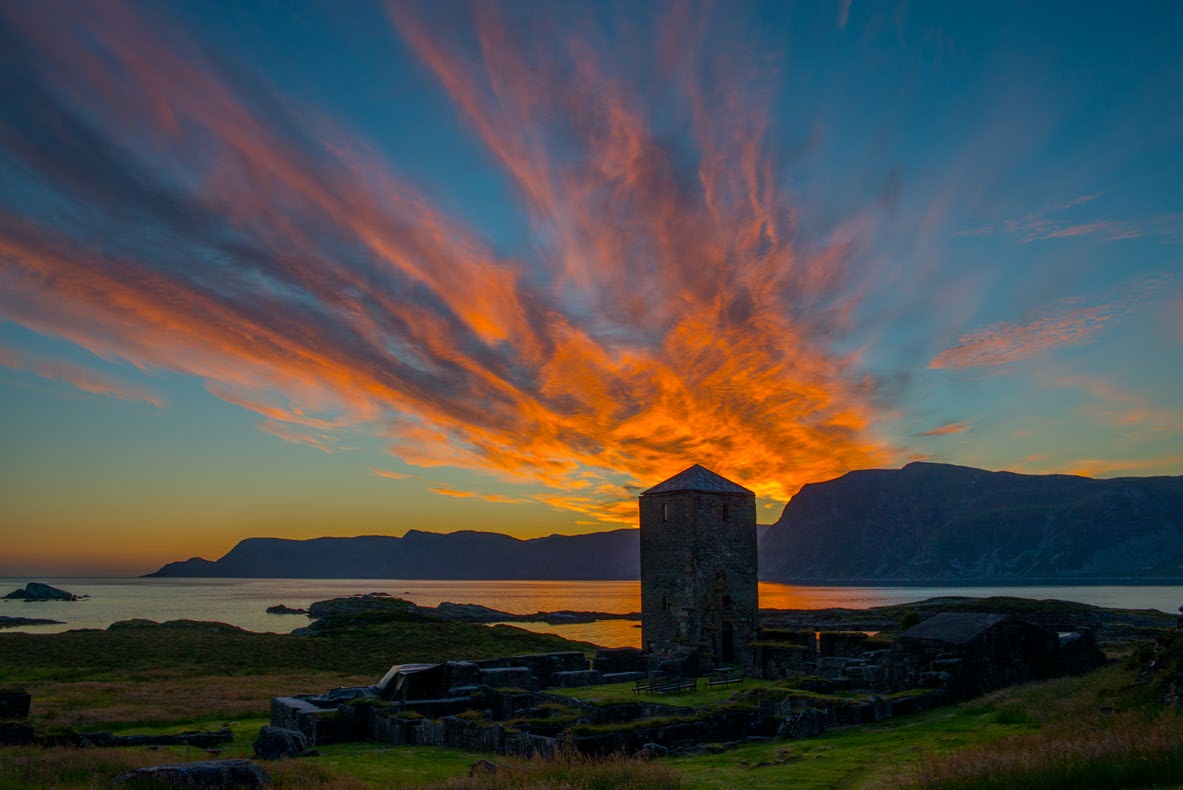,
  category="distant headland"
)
[147,462,1183,582]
